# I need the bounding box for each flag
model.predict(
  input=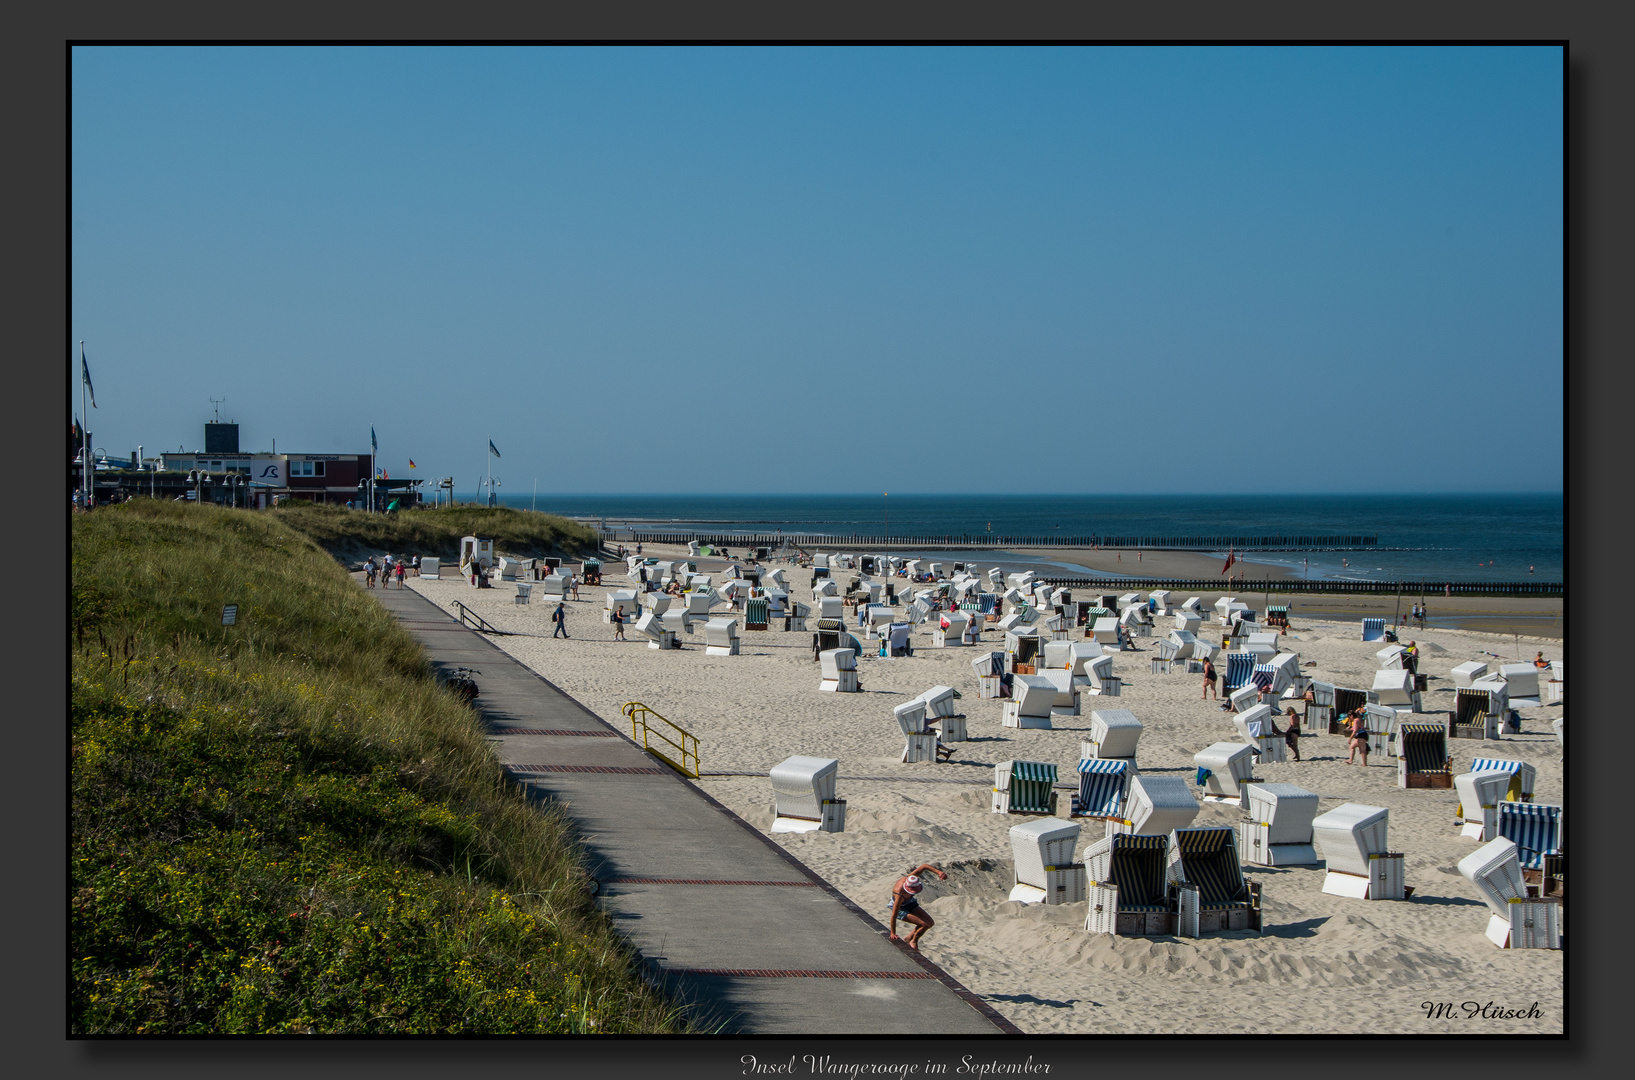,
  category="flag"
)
[1221,547,1236,575]
[382,471,389,480]
[371,427,378,452]
[408,459,416,468]
[81,344,97,408]
[489,439,501,458]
